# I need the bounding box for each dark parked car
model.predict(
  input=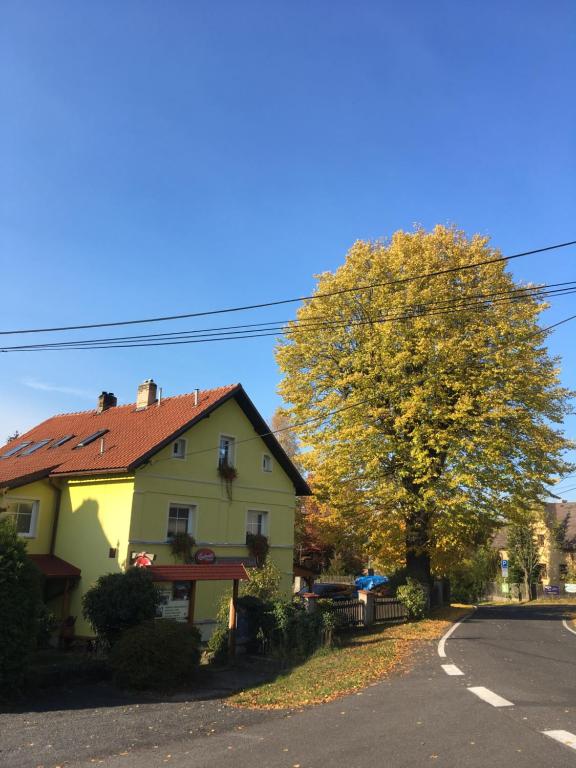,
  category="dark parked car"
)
[296,582,355,600]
